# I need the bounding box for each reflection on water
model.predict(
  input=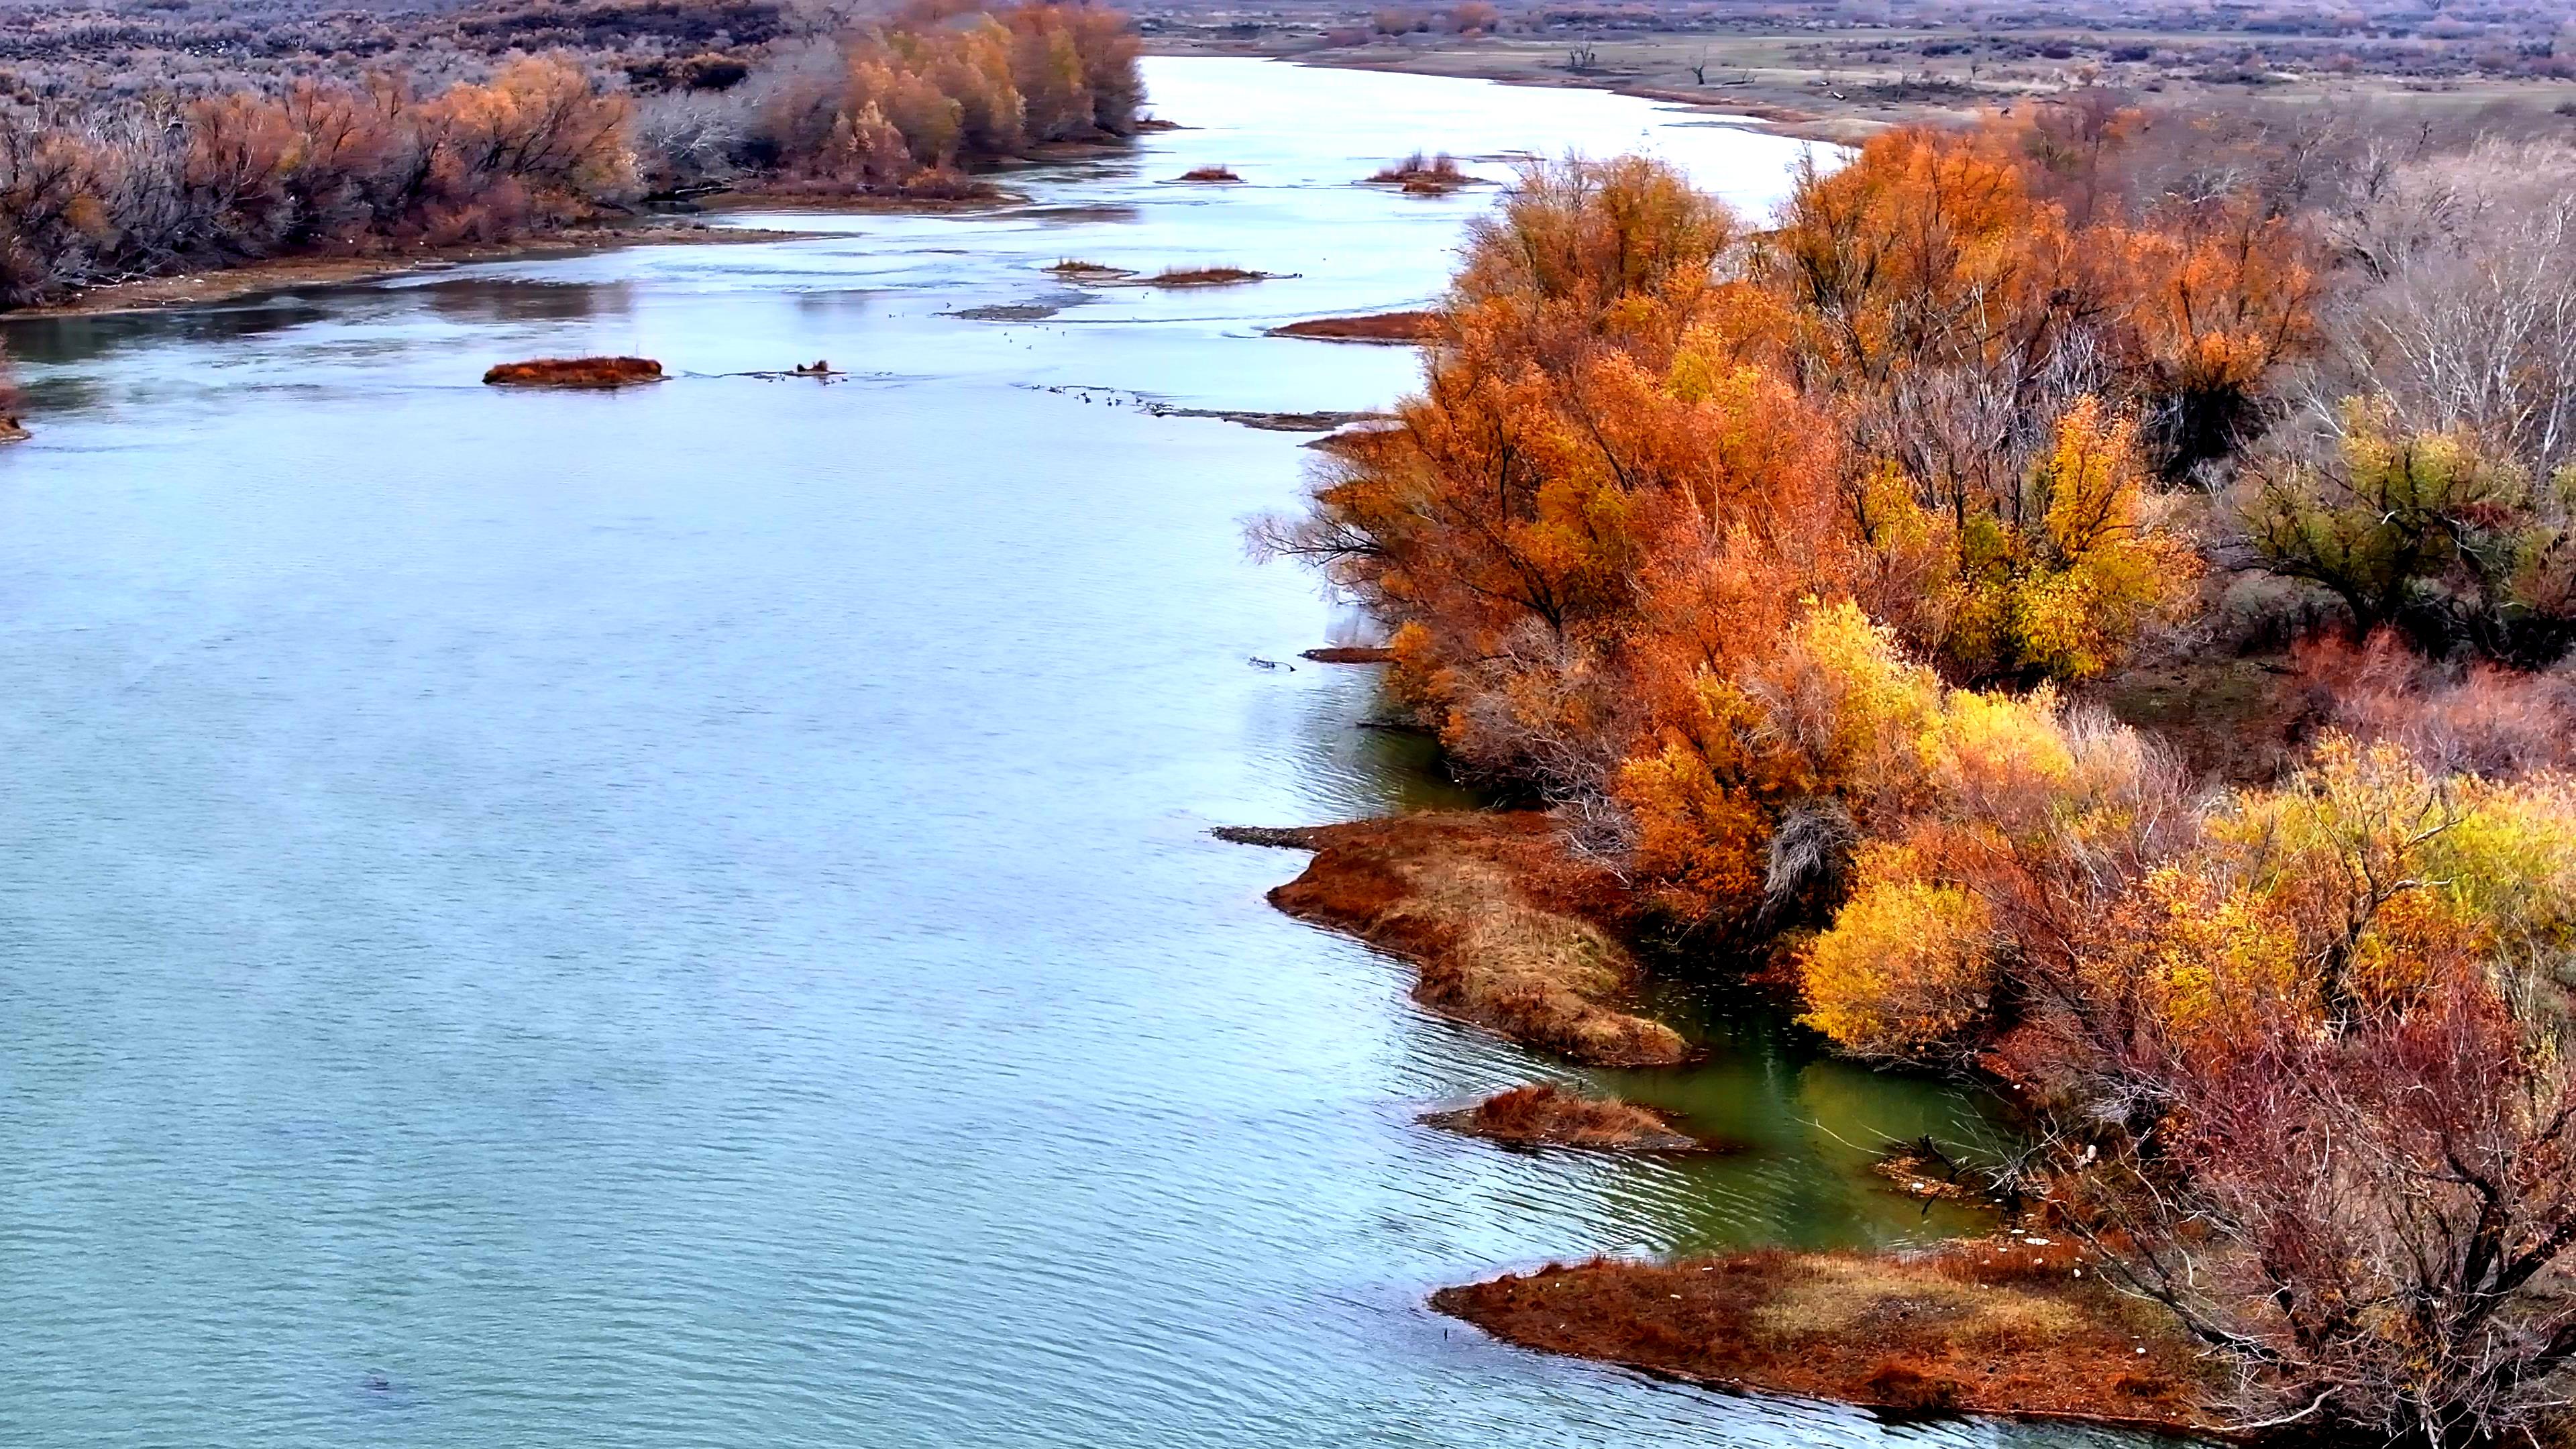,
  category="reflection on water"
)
[0,56,2131,1449]
[423,276,631,326]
